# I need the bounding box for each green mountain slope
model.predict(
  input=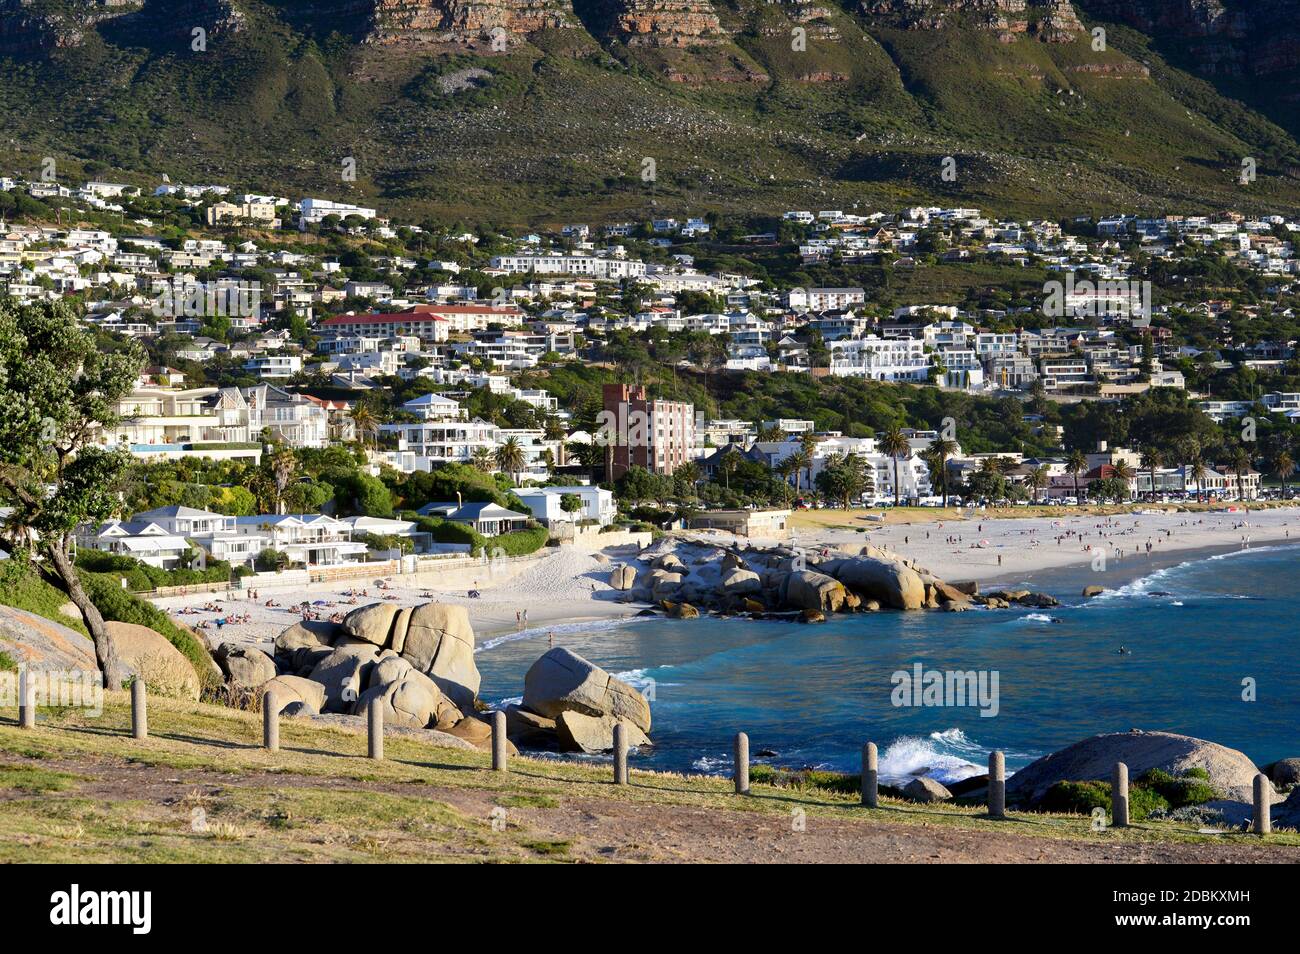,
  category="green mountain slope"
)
[1,0,1298,224]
